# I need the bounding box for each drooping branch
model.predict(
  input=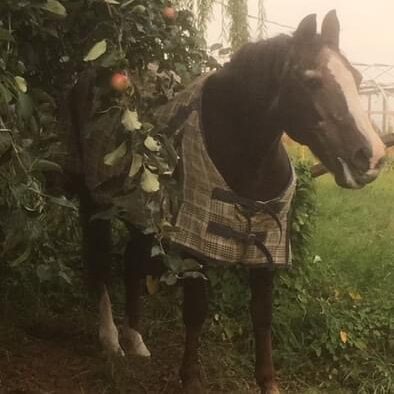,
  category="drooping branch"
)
[227,0,249,50]
[257,0,266,39]
[175,1,266,52]
[196,0,216,31]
